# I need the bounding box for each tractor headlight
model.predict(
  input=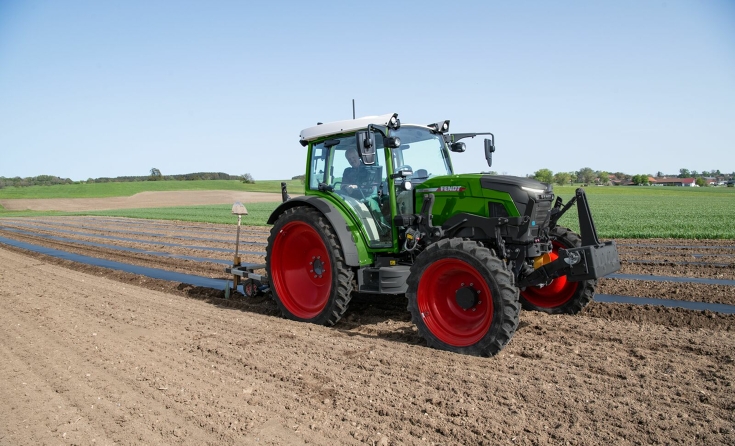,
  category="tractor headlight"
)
[388,114,401,129]
[384,136,401,148]
[403,180,413,191]
[427,120,450,133]
[521,186,545,194]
